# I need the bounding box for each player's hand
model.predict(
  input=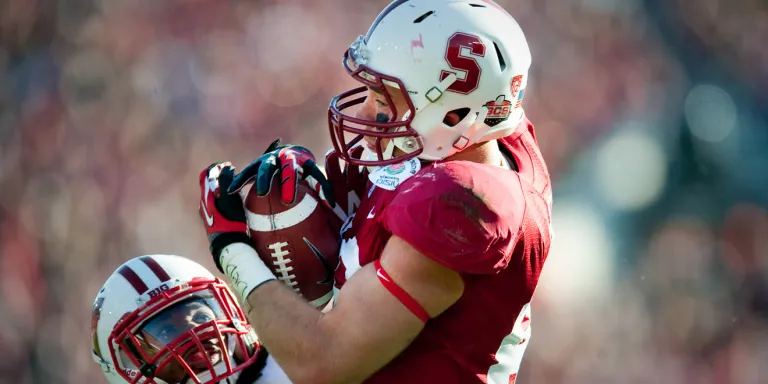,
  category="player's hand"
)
[323,146,365,221]
[199,162,253,272]
[227,139,336,208]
